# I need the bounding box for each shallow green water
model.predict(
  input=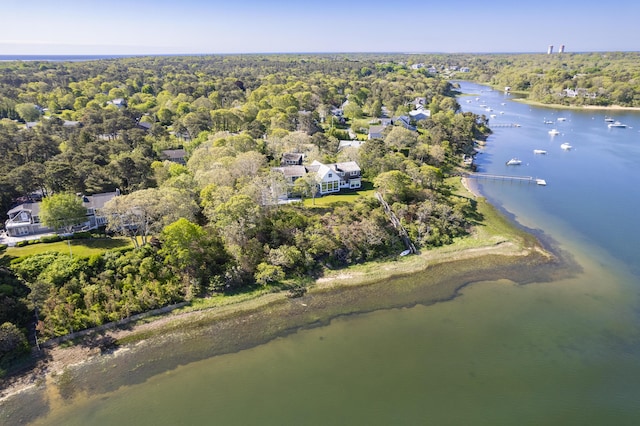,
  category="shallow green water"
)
[20,83,640,425]
[33,256,640,425]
